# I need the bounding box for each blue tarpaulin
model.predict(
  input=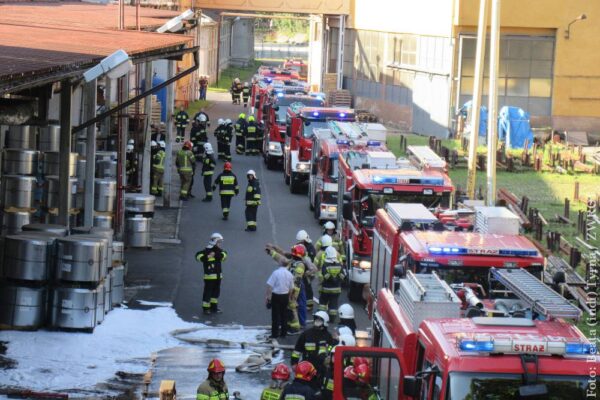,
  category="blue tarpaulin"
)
[141,75,167,122]
[460,100,488,137]
[498,106,534,149]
